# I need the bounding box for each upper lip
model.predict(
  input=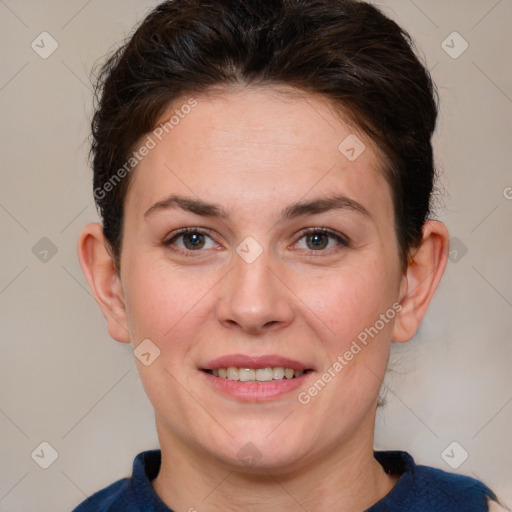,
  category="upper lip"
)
[201,354,313,371]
